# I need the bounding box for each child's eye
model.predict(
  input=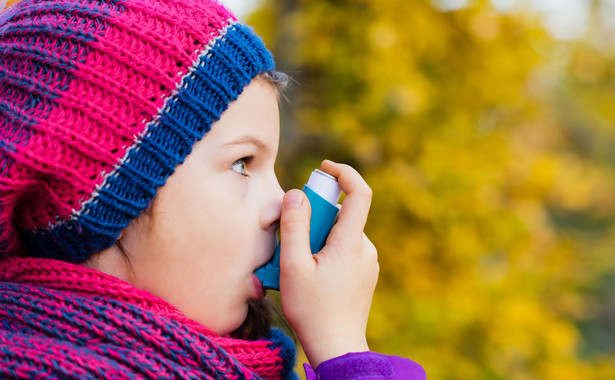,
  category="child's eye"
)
[230,156,253,177]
